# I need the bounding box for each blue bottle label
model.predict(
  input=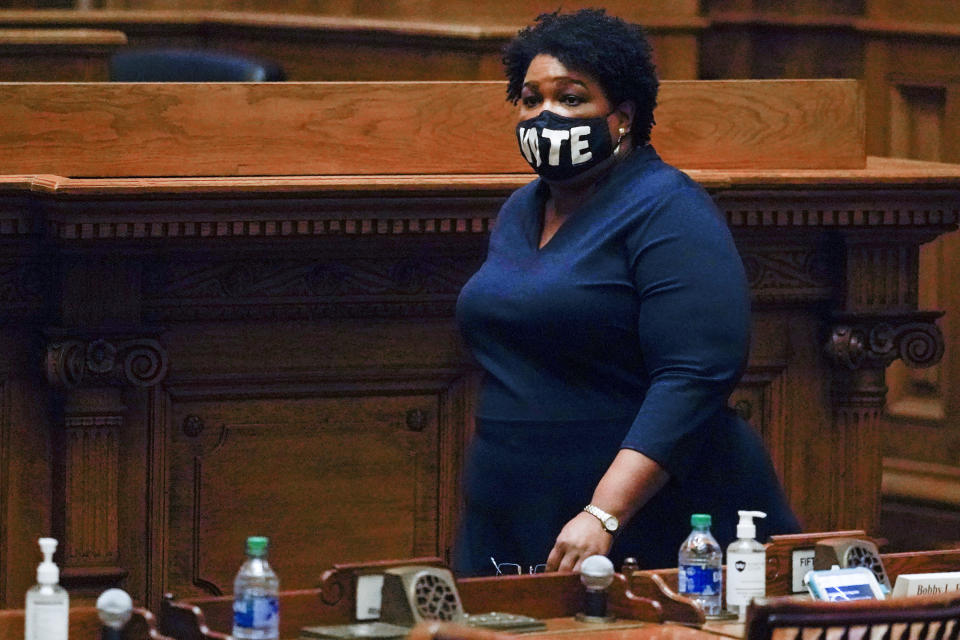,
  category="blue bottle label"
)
[679,564,721,596]
[233,594,279,630]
